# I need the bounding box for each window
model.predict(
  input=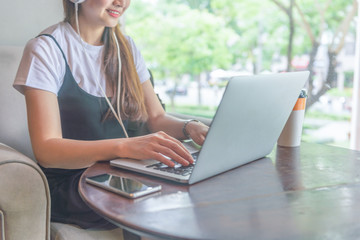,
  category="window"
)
[126,0,357,149]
